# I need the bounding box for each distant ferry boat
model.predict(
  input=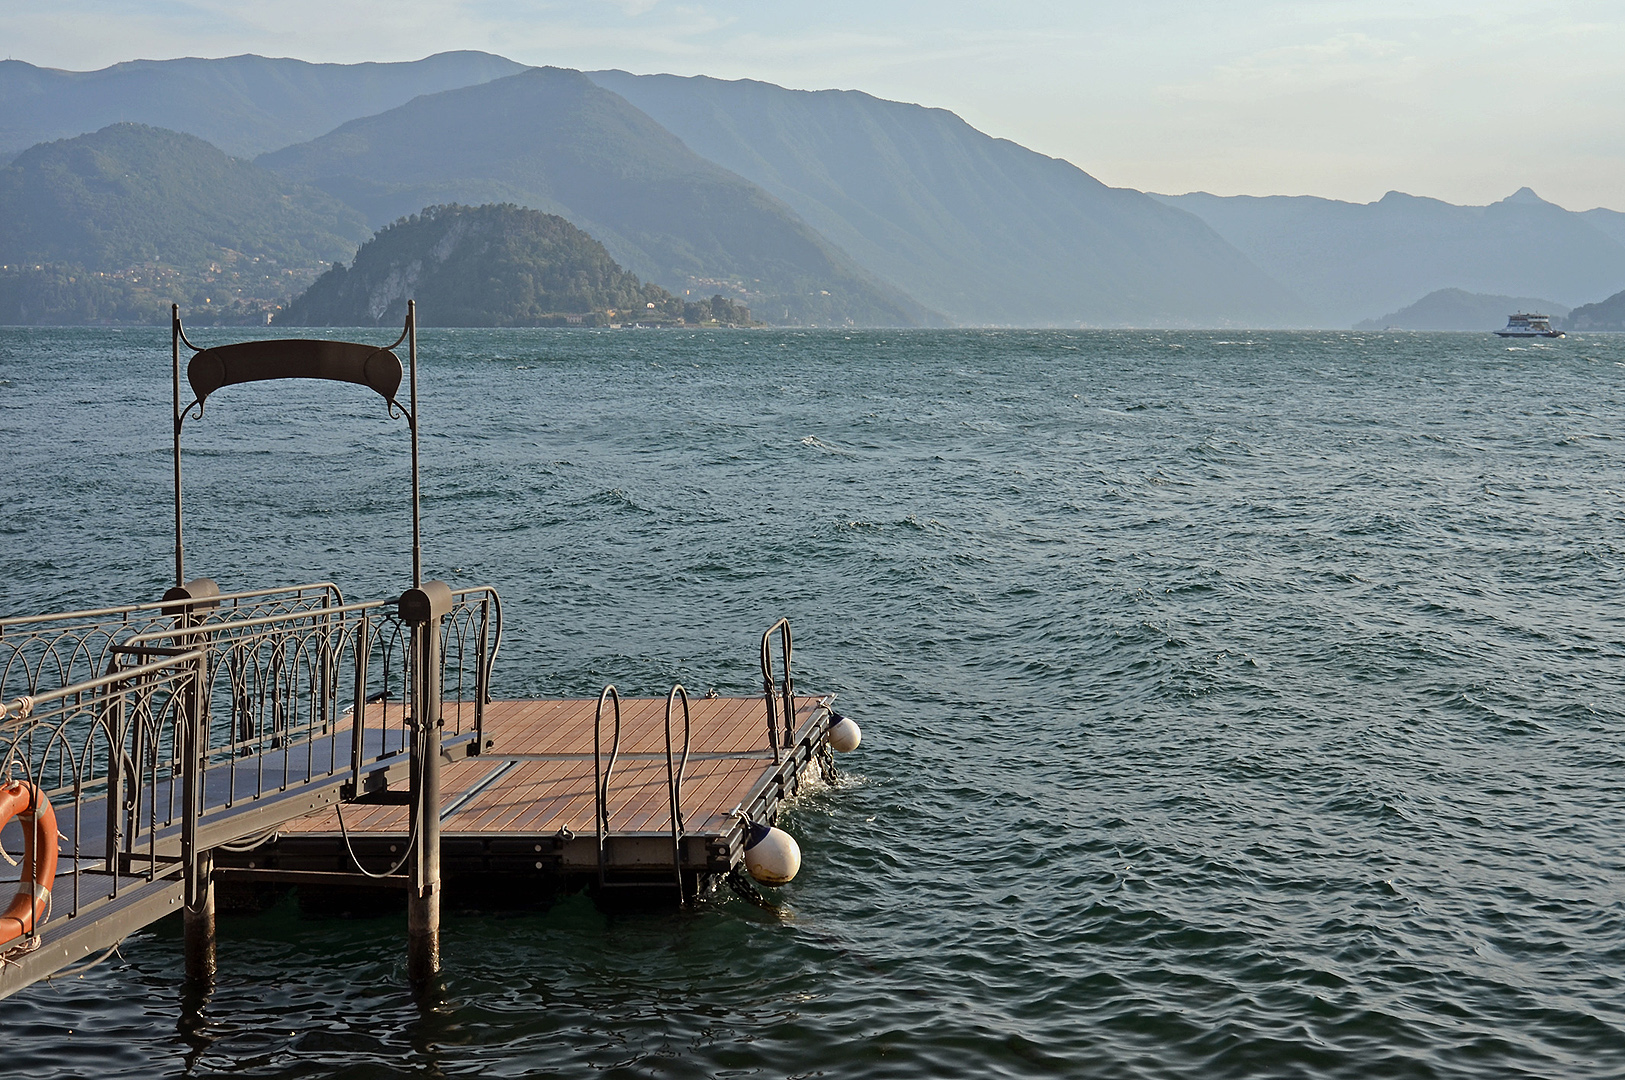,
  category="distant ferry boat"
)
[1495,313,1565,338]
